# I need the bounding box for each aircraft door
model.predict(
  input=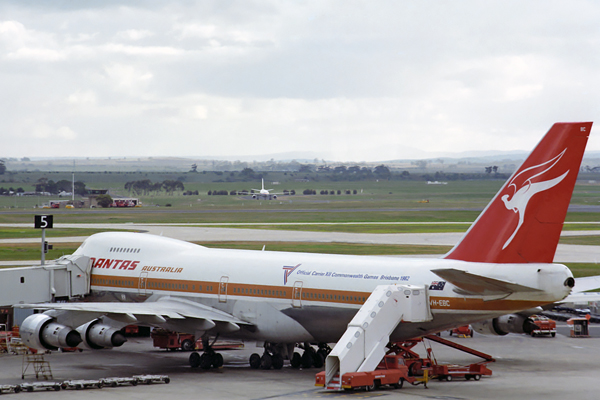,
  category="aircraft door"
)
[138,271,148,296]
[292,281,303,308]
[219,276,229,303]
